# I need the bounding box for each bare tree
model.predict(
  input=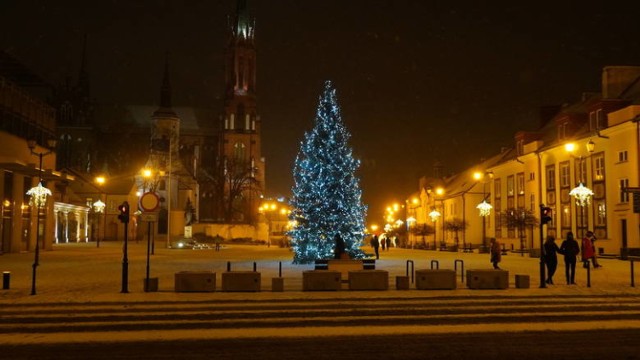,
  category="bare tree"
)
[499,208,538,253]
[444,218,469,249]
[410,223,434,249]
